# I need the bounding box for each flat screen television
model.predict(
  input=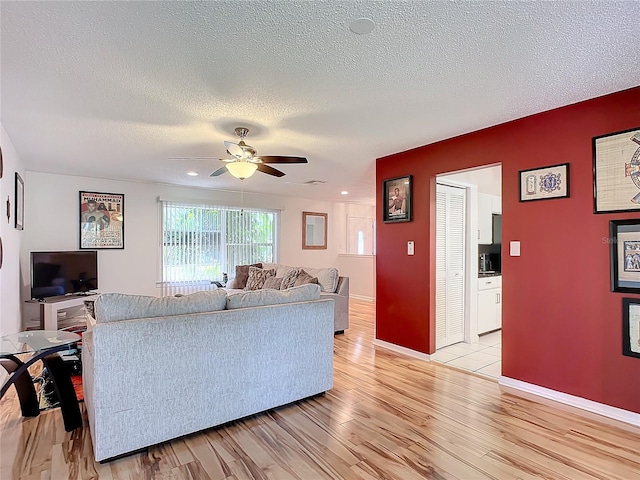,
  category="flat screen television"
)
[30,251,98,299]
